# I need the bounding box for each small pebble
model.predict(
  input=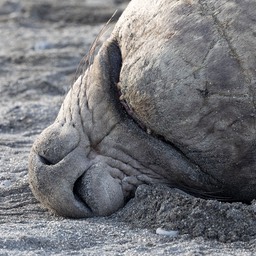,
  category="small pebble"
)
[156,228,179,237]
[34,41,52,51]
